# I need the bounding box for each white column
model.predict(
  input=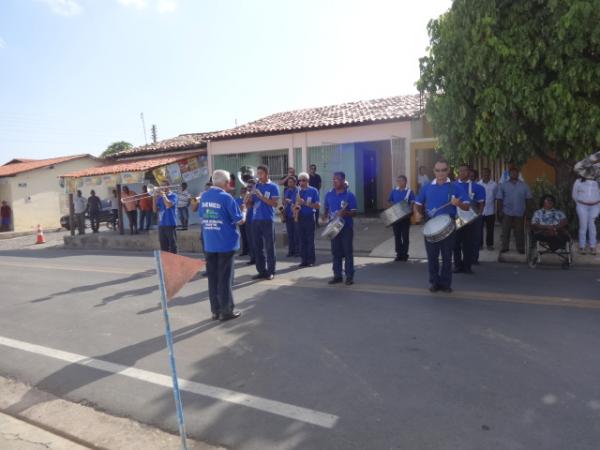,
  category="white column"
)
[288,146,294,169]
[207,140,213,174]
[301,133,308,172]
